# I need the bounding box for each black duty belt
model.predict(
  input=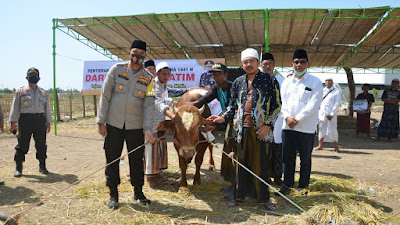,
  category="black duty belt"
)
[20,113,45,118]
